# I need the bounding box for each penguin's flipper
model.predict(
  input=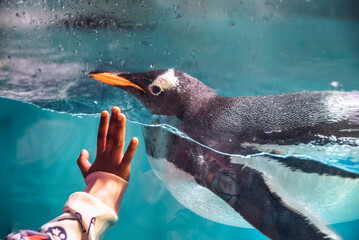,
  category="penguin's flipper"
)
[212,166,341,240]
[270,155,359,179]
[239,141,359,179]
